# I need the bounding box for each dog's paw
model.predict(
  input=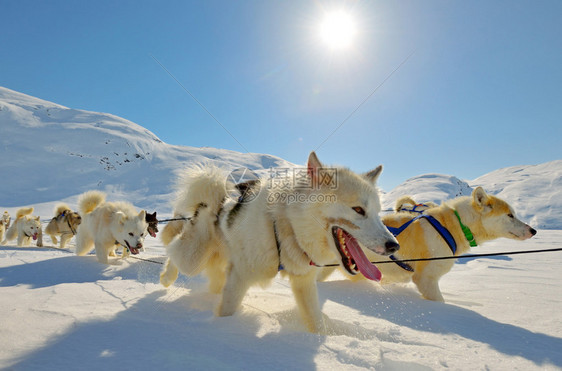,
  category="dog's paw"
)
[159,274,175,288]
